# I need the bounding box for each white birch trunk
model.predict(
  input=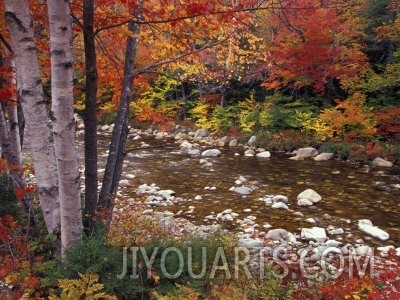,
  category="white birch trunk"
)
[47,0,82,256]
[4,0,60,233]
